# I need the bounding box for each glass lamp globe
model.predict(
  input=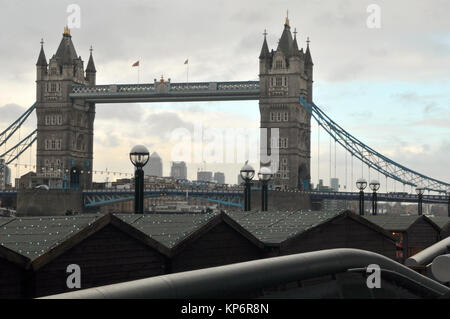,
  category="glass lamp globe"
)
[258,166,272,182]
[415,186,425,195]
[240,161,255,182]
[356,178,367,191]
[369,180,380,192]
[130,145,150,168]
